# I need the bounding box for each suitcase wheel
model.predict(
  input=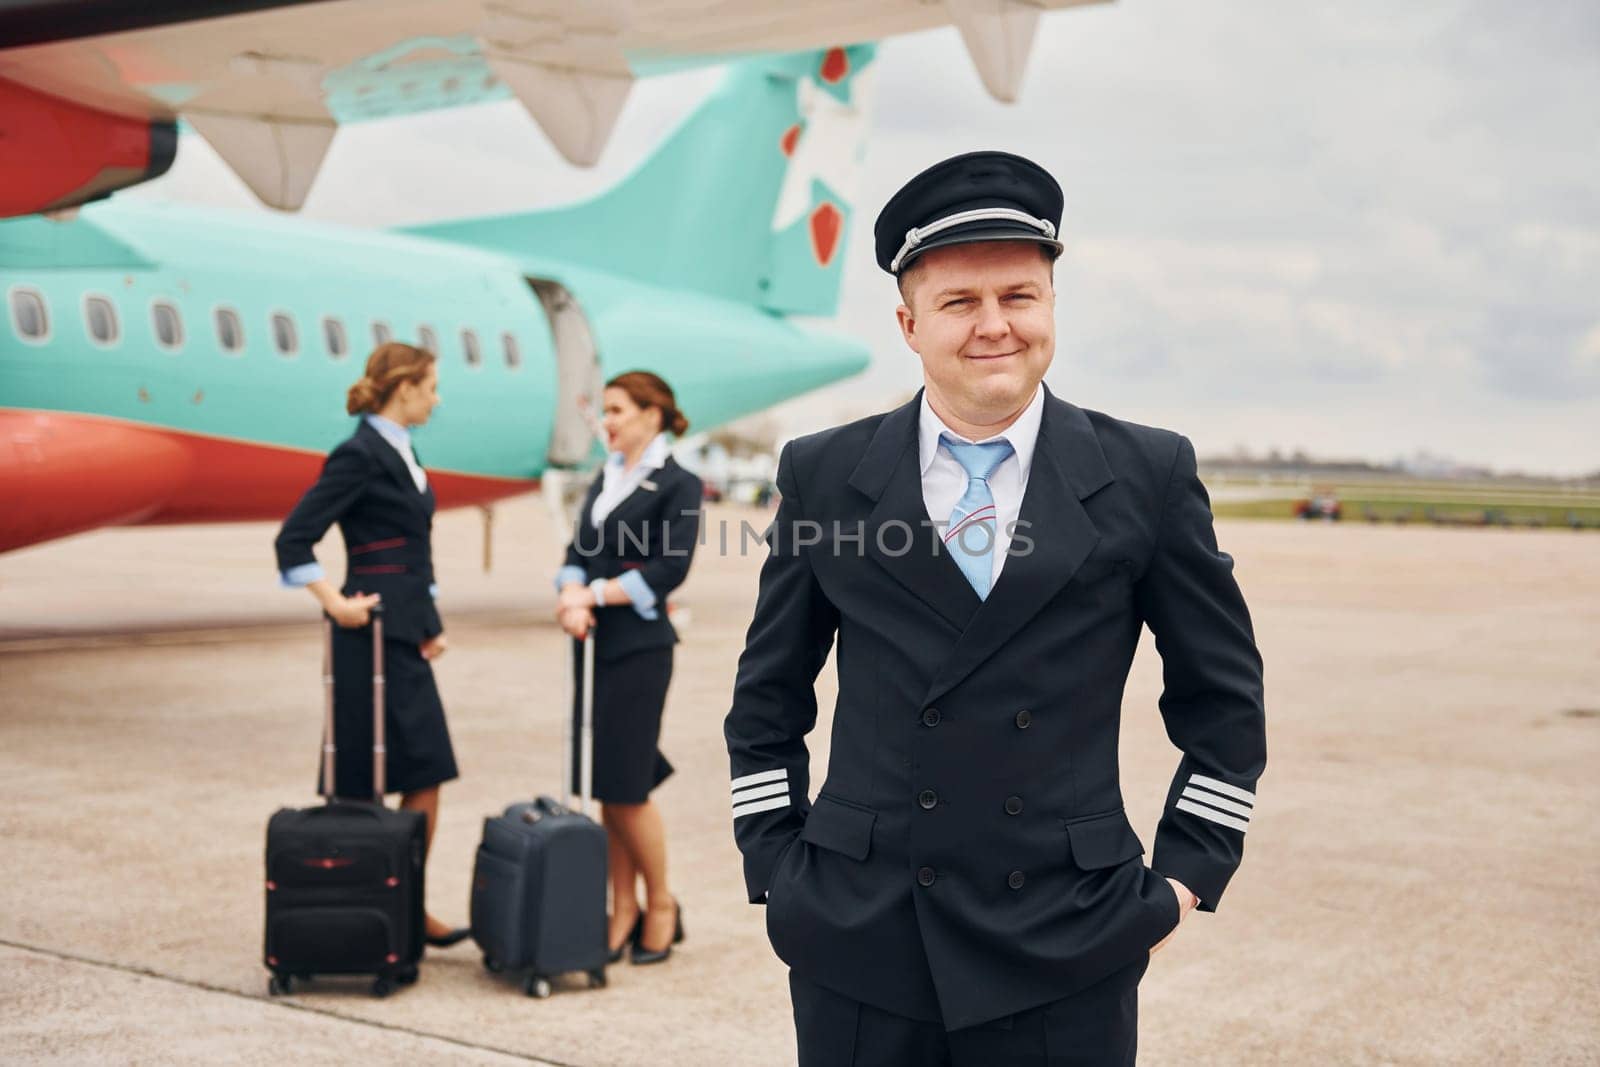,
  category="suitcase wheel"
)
[267,974,292,997]
[483,955,504,974]
[524,975,552,999]
[396,966,419,986]
[371,977,395,998]
[588,969,607,990]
